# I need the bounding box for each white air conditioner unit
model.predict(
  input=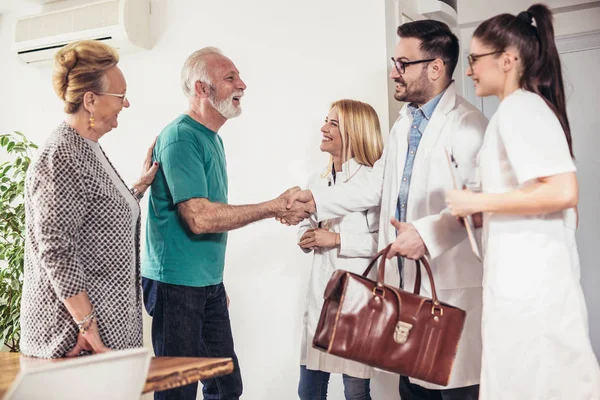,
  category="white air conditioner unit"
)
[419,0,458,27]
[14,0,152,66]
